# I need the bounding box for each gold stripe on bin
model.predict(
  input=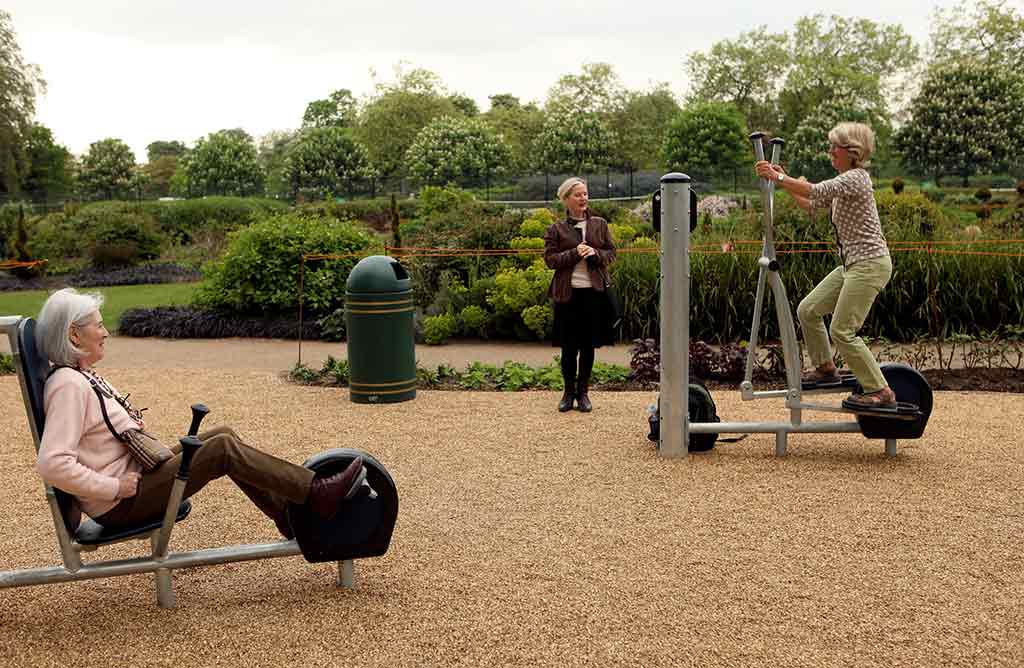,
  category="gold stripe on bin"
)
[345,298,415,306]
[347,306,415,315]
[350,378,417,389]
[350,387,417,396]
